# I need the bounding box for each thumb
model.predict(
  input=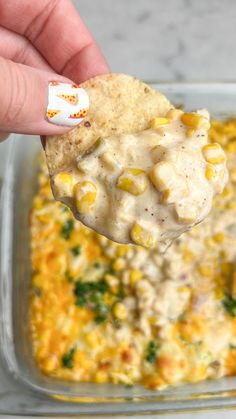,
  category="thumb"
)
[0,57,89,135]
